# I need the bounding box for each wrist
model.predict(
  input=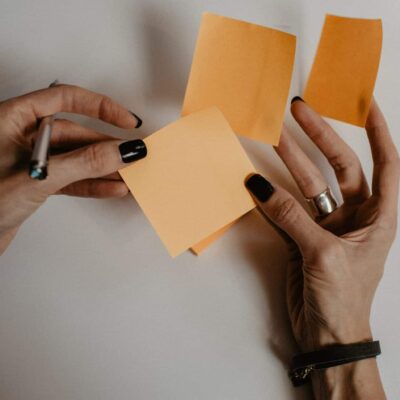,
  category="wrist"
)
[311,358,386,400]
[293,323,385,398]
